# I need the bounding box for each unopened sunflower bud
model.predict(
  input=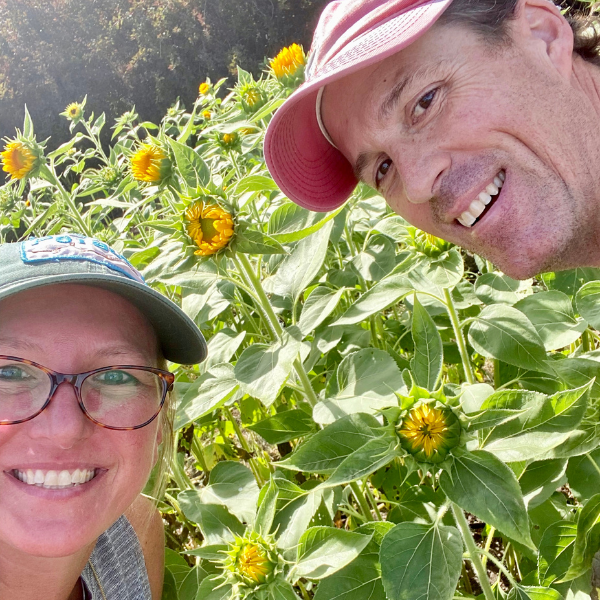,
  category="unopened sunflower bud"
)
[397,400,461,464]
